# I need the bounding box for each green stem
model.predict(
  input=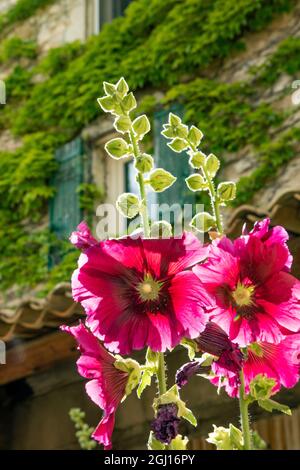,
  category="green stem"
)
[190,143,223,234]
[157,352,167,395]
[239,370,252,450]
[129,129,150,237]
[129,128,167,397]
